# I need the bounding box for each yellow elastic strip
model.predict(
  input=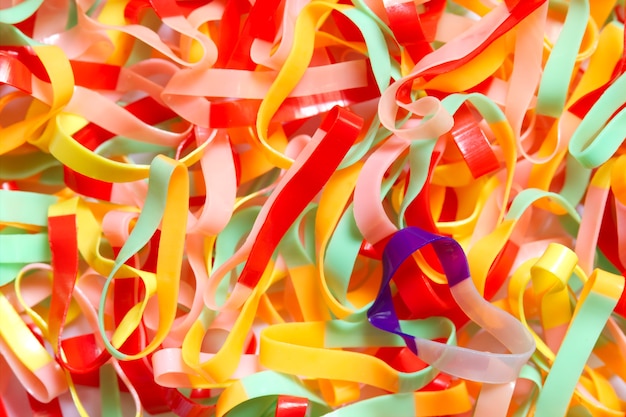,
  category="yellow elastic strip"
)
[413,381,472,416]
[193,263,278,383]
[567,22,624,106]
[0,291,52,372]
[423,34,509,93]
[256,0,345,169]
